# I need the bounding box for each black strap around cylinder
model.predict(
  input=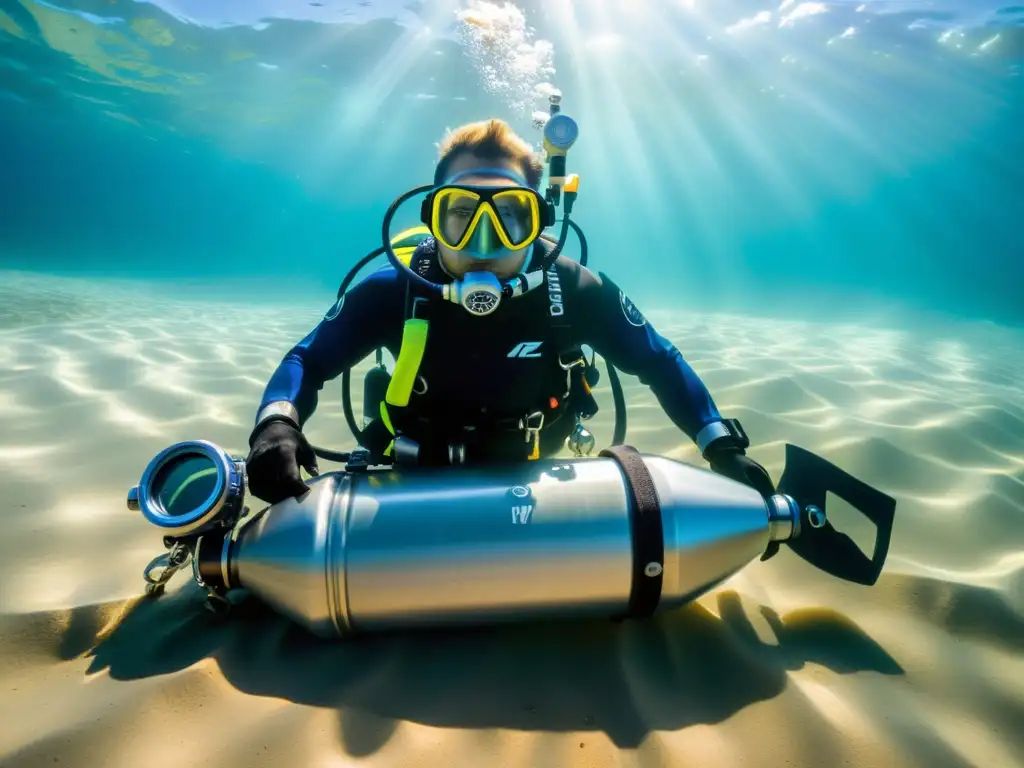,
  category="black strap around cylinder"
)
[195,528,230,590]
[599,444,664,619]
